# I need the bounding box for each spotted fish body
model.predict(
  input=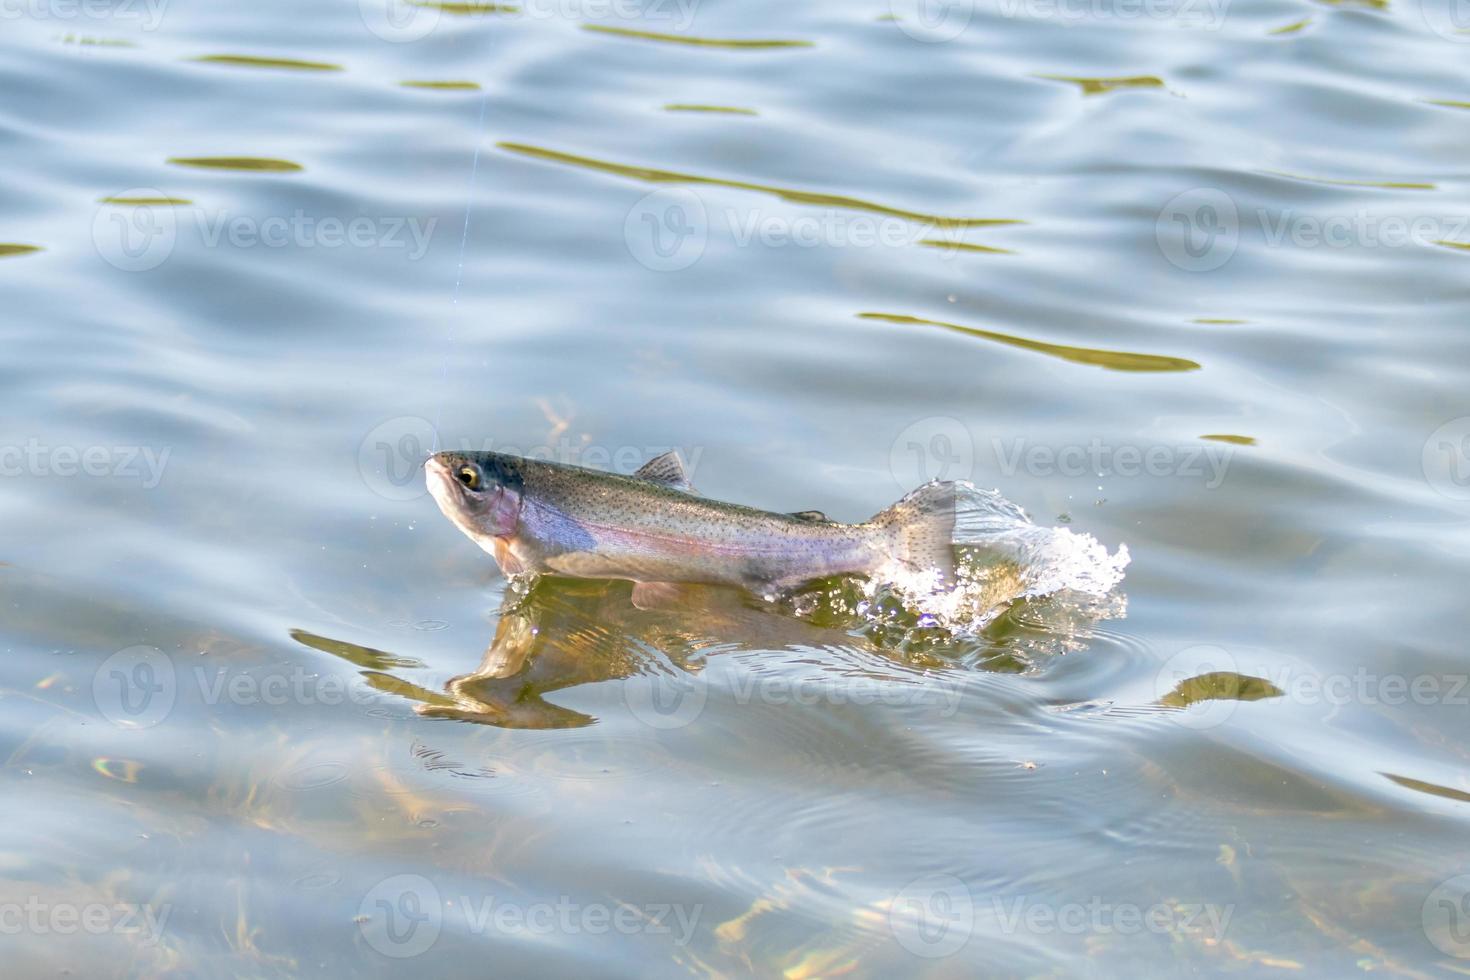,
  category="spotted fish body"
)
[425,449,963,596]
